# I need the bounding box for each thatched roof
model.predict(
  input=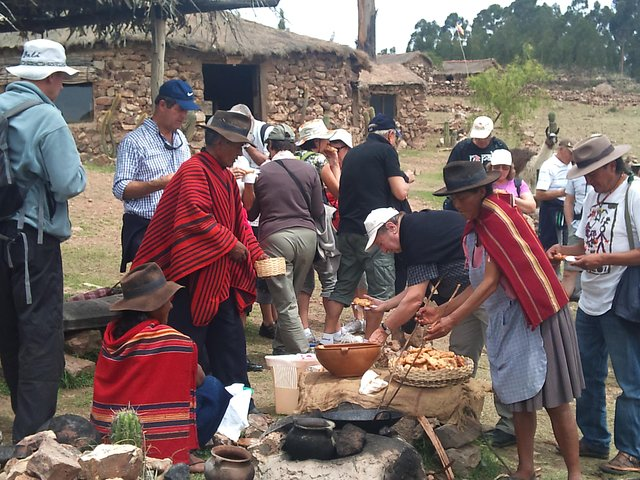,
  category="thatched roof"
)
[440,58,499,75]
[0,0,279,33]
[0,14,369,69]
[377,51,433,68]
[360,63,426,87]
